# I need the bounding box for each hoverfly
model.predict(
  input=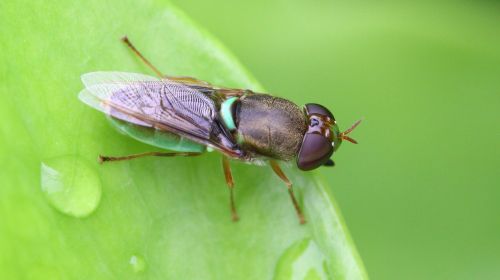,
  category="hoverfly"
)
[79,36,361,224]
